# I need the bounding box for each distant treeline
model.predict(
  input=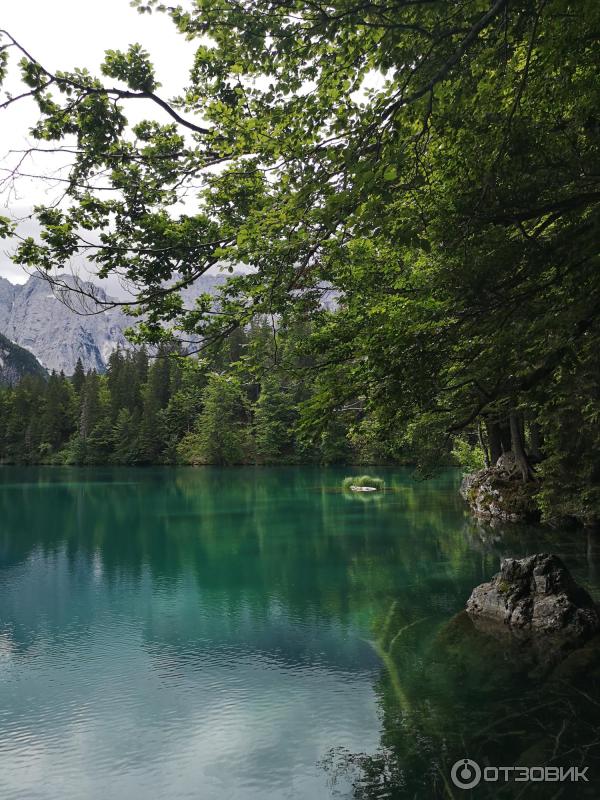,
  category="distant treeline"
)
[0,322,411,466]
